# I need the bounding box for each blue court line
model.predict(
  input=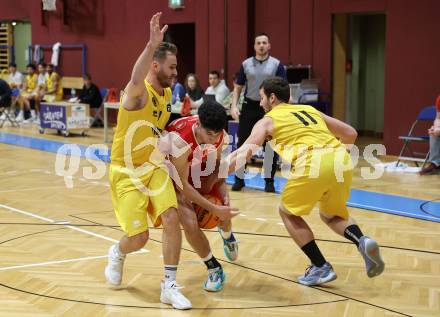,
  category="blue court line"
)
[1,131,439,222]
[0,132,110,162]
[224,174,440,223]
